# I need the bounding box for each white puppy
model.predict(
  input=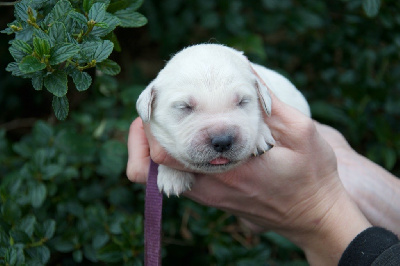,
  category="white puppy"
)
[137,44,310,196]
